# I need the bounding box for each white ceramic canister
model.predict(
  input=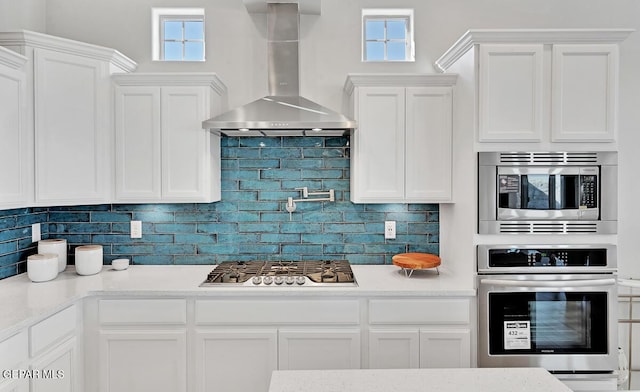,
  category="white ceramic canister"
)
[27,253,59,282]
[38,239,67,272]
[75,245,103,276]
